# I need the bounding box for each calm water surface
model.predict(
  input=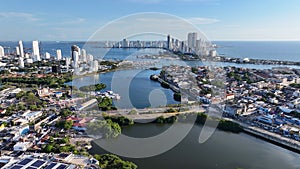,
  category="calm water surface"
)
[90,123,300,169]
